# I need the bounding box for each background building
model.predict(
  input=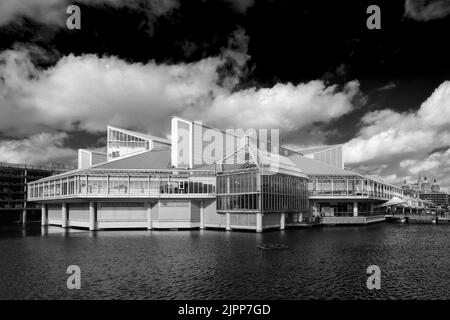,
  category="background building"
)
[0,162,74,223]
[402,176,449,209]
